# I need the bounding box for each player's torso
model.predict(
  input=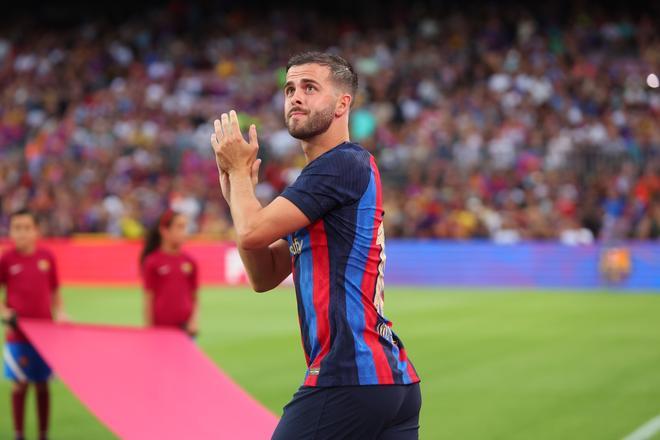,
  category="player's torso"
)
[2,250,54,318]
[148,253,195,294]
[147,252,195,323]
[286,161,418,386]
